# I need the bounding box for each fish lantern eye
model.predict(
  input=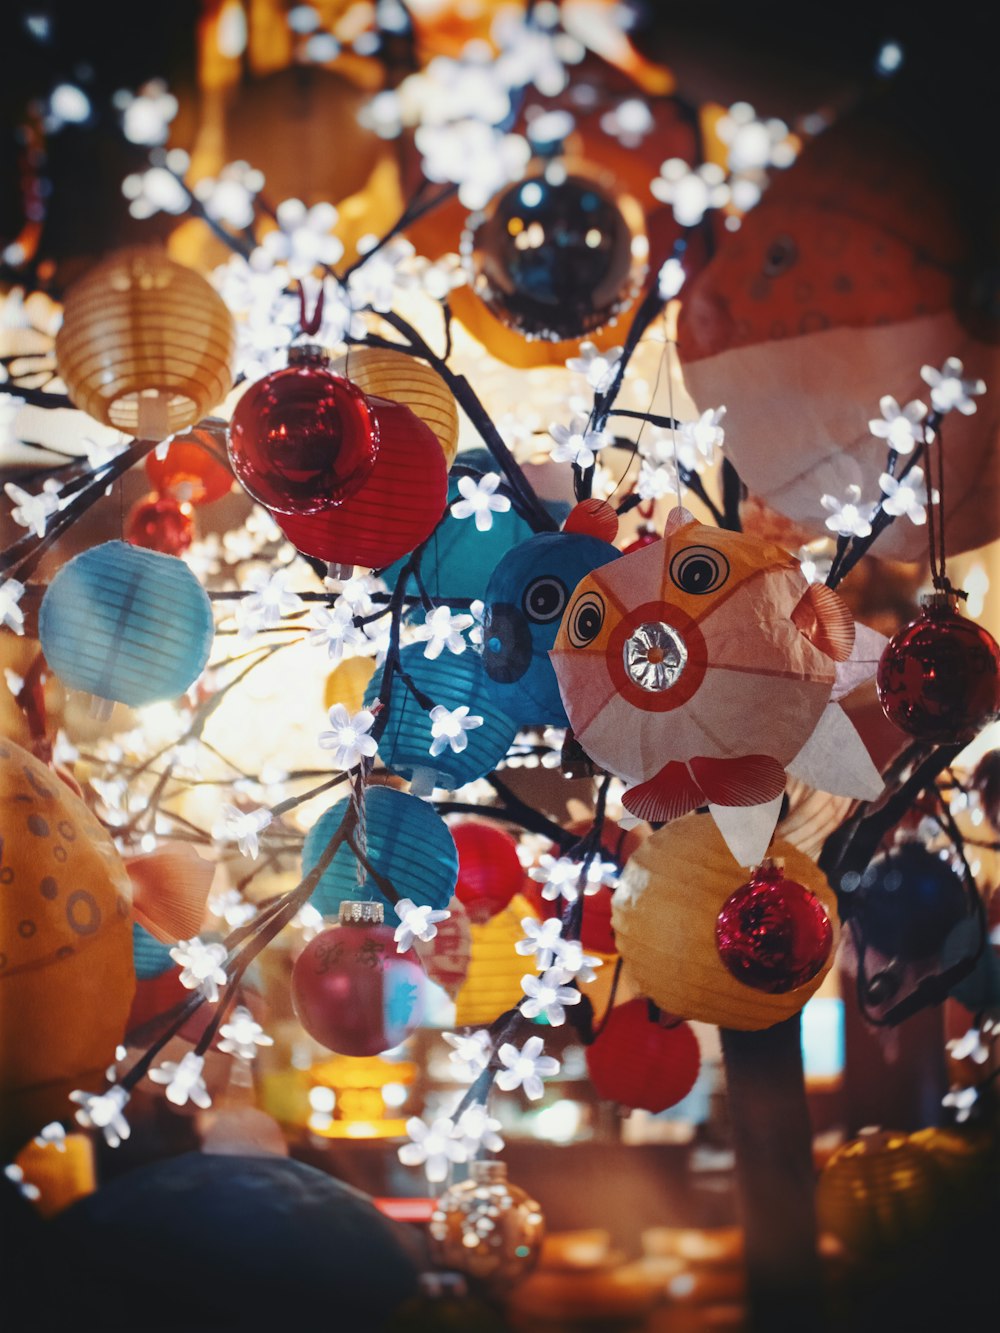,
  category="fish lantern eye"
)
[762,234,798,278]
[669,546,730,595]
[522,575,568,624]
[567,591,606,647]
